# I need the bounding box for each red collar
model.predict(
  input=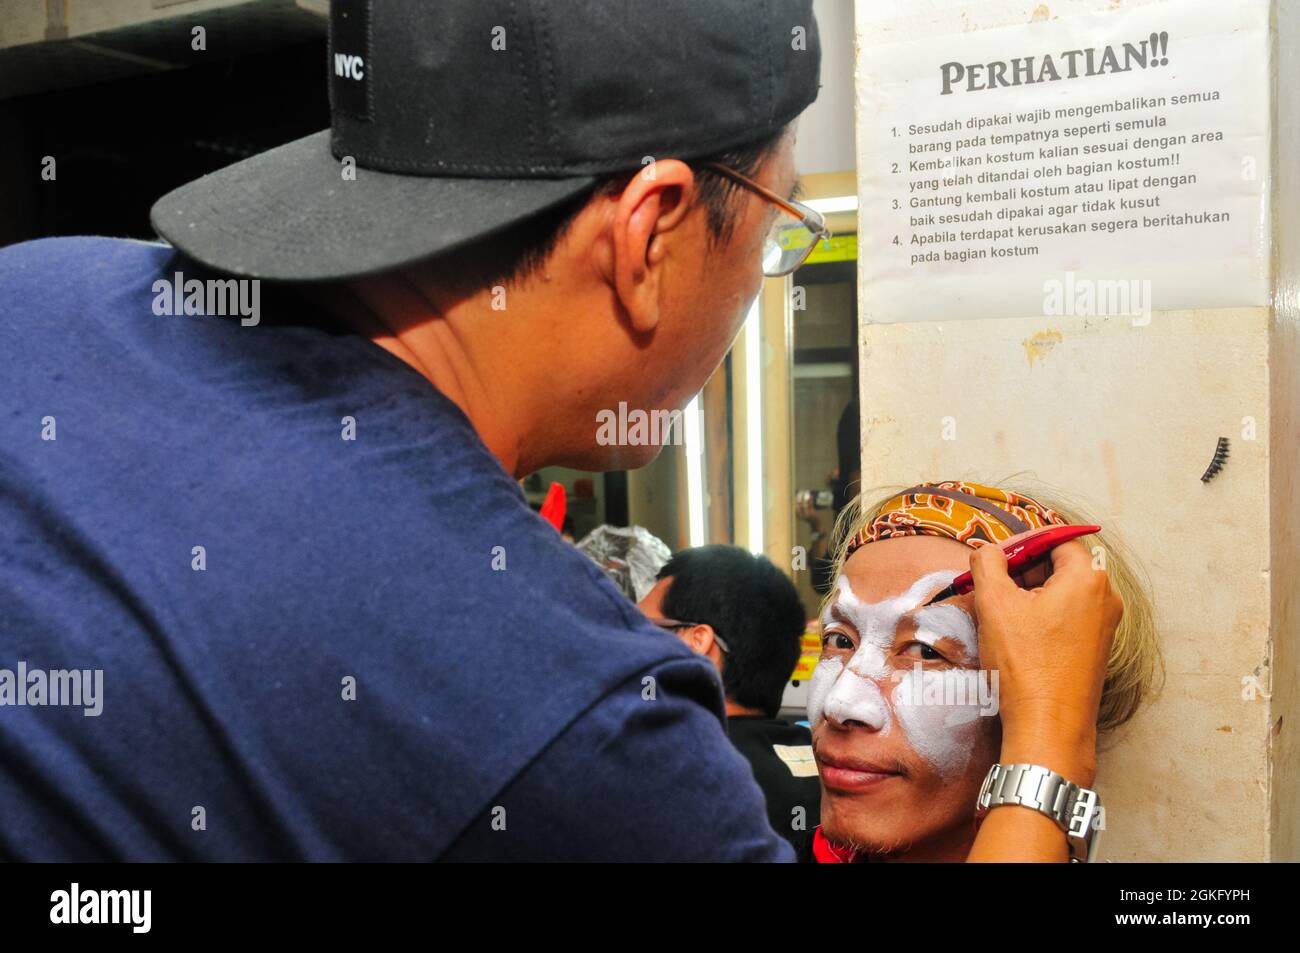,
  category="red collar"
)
[812,826,860,864]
